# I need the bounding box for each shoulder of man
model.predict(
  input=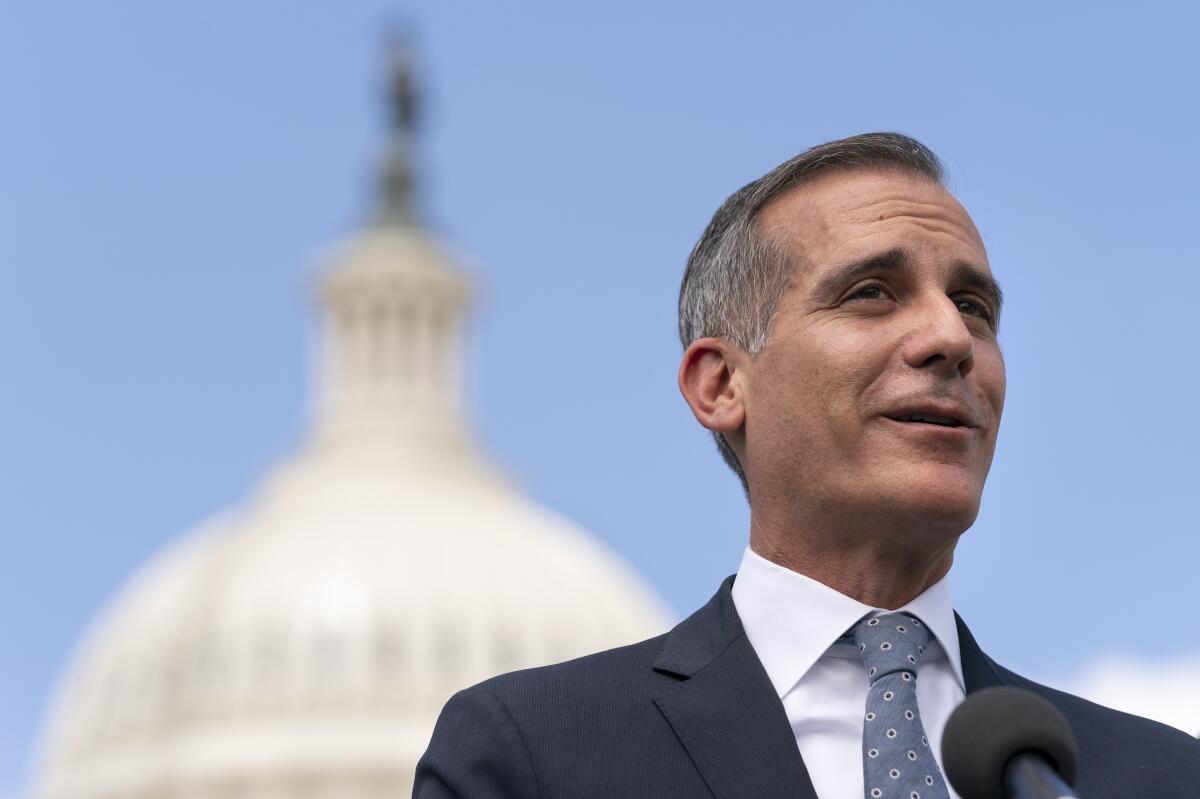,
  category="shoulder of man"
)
[413,631,693,798]
[988,660,1200,793]
[437,630,676,727]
